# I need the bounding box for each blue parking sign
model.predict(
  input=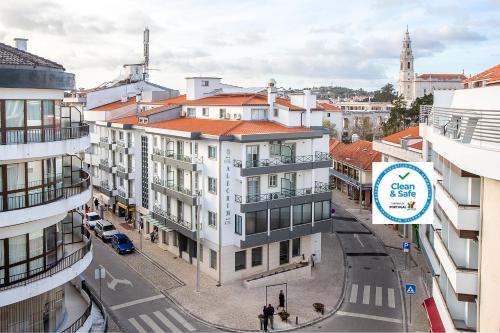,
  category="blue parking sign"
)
[403,241,410,253]
[405,283,417,295]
